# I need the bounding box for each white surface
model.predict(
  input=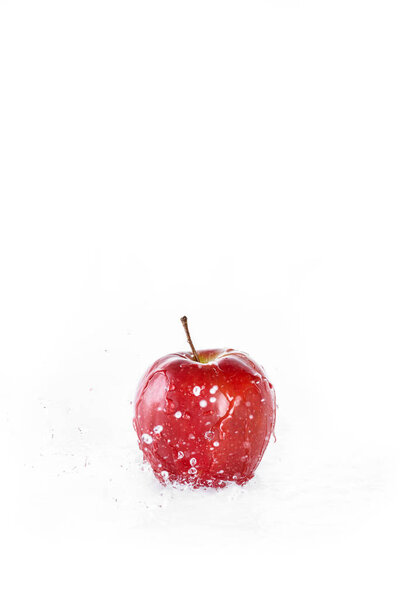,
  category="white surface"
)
[1,1,399,598]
